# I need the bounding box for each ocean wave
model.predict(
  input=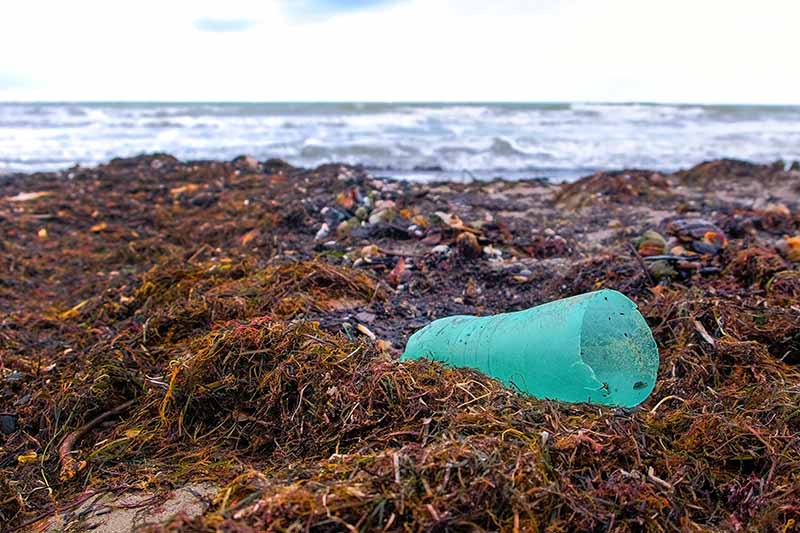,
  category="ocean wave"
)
[1,102,799,179]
